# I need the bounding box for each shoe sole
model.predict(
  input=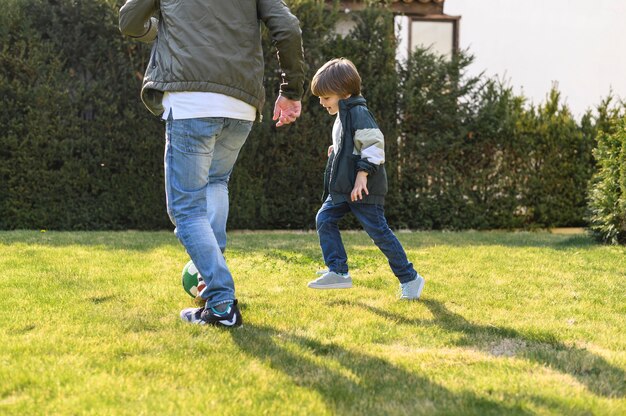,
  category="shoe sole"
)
[180,304,243,328]
[208,322,244,329]
[400,277,425,300]
[181,316,244,328]
[308,282,352,289]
